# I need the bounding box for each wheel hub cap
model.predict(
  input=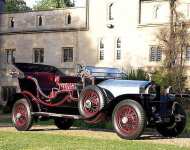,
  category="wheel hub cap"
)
[81,89,101,118]
[85,100,92,109]
[122,116,128,124]
[16,113,22,120]
[116,105,139,135]
[13,103,28,127]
